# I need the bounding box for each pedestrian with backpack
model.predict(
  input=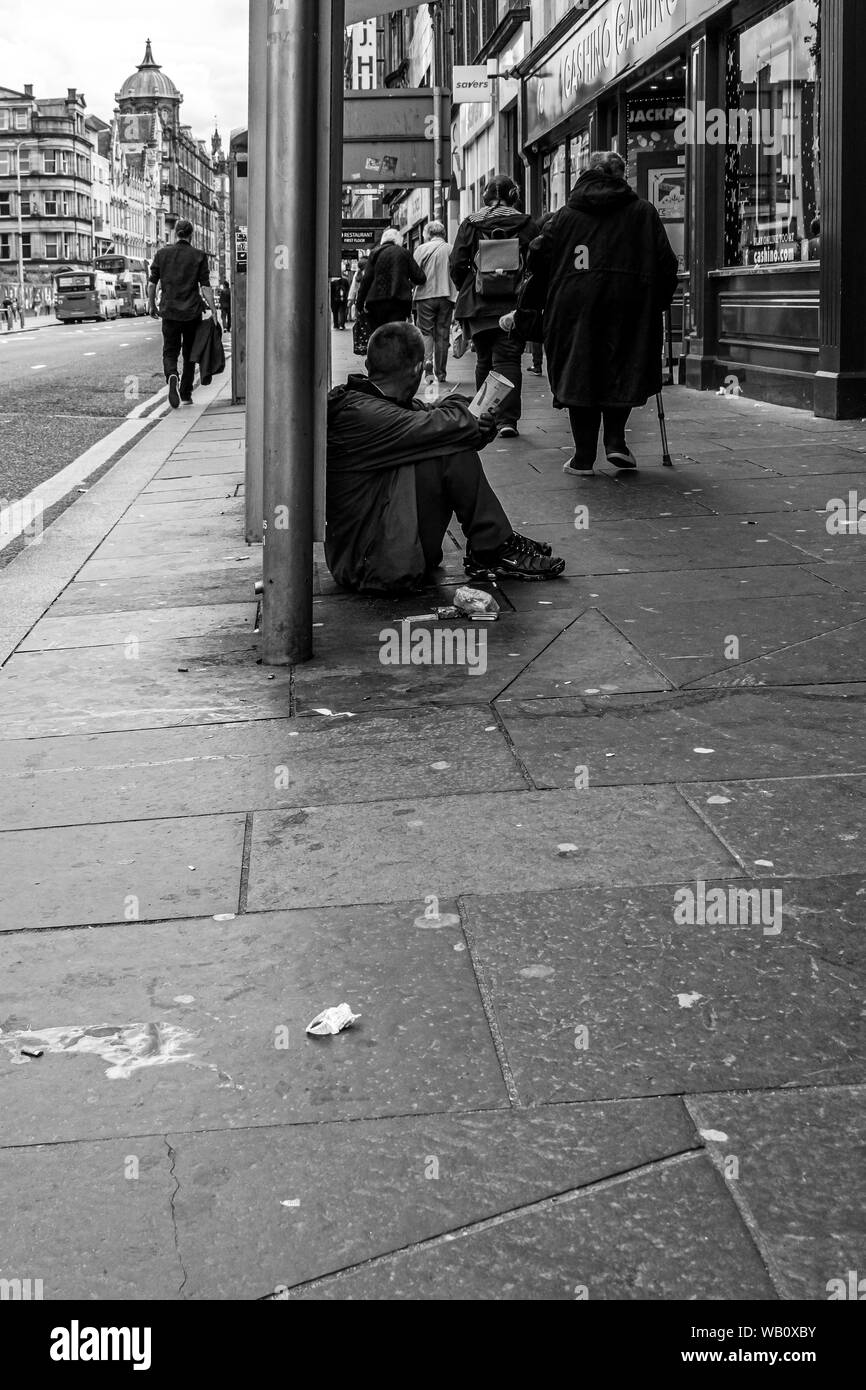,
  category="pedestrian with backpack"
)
[449,175,539,438]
